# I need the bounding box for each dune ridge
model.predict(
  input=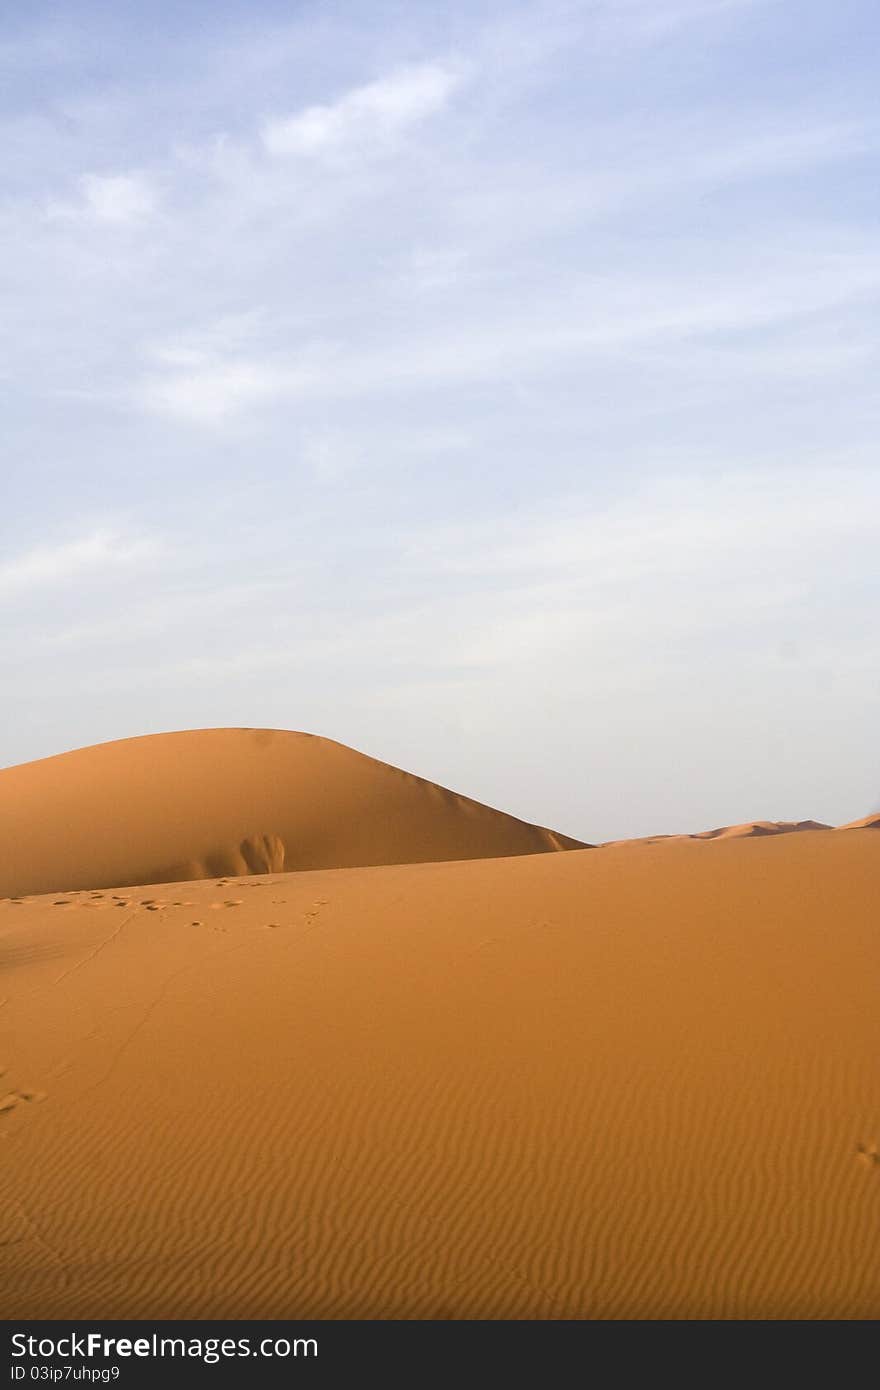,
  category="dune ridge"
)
[0,728,586,898]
